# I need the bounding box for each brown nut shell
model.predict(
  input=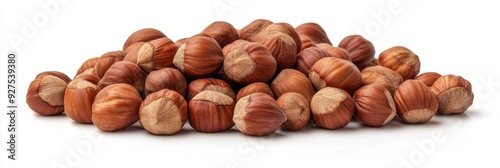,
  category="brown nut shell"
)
[360,66,404,94]
[233,93,286,136]
[139,89,188,135]
[223,42,277,85]
[277,92,310,131]
[188,90,235,133]
[145,68,187,96]
[239,19,273,42]
[379,46,421,80]
[99,61,146,93]
[26,71,71,116]
[202,21,239,48]
[75,57,99,78]
[173,34,223,78]
[265,22,302,53]
[416,72,442,87]
[310,87,355,129]
[338,35,375,69]
[315,43,352,61]
[92,83,142,132]
[187,78,236,101]
[309,57,362,93]
[394,80,438,124]
[64,74,102,123]
[123,28,166,50]
[295,47,330,75]
[272,69,316,103]
[431,75,474,114]
[253,30,297,72]
[236,82,275,102]
[295,22,332,45]
[136,37,178,73]
[354,84,397,127]
[94,51,125,78]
